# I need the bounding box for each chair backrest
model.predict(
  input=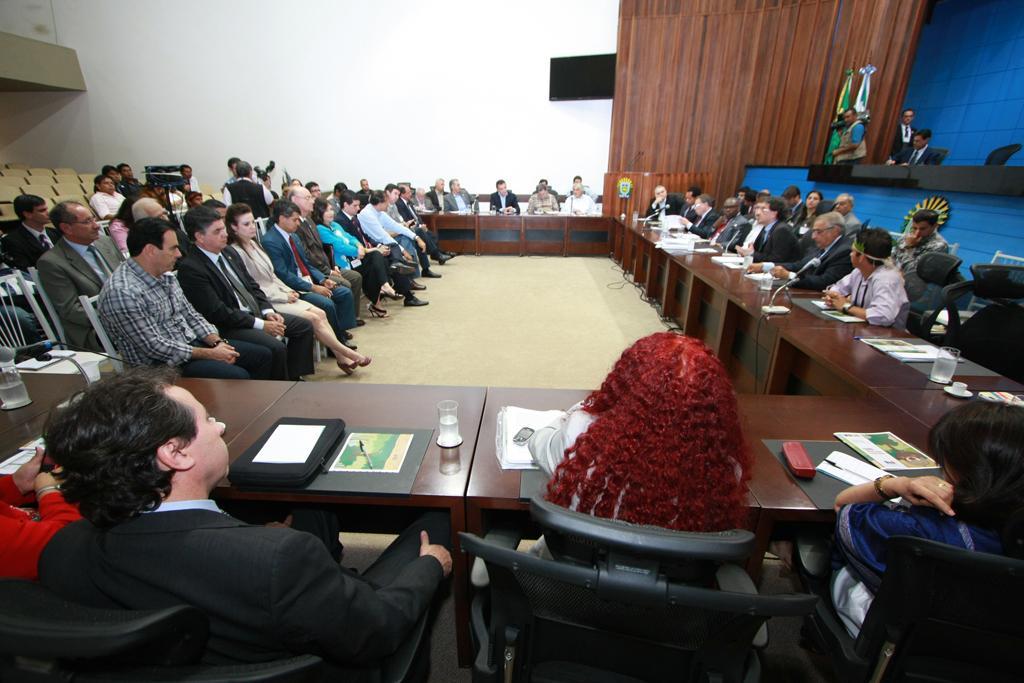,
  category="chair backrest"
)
[460,497,816,683]
[0,271,58,346]
[929,147,949,164]
[991,250,1024,266]
[853,536,1024,682]
[27,267,67,345]
[942,265,1024,382]
[907,252,964,342]
[78,294,124,371]
[984,143,1022,165]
